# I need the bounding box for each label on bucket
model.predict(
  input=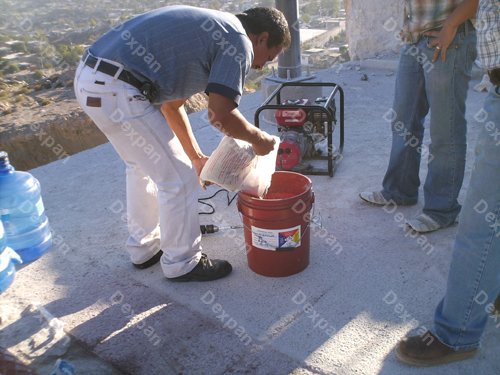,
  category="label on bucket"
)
[251,225,301,251]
